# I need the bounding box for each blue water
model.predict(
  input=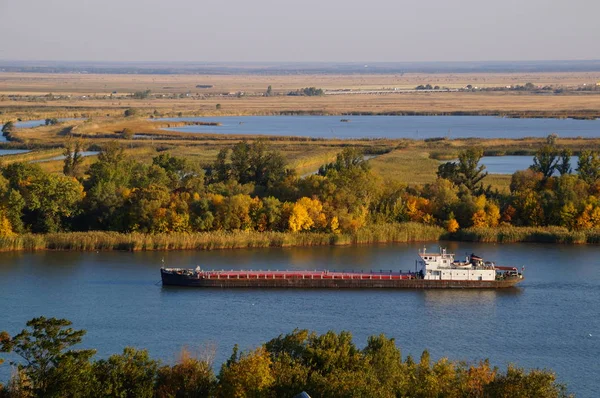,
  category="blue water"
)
[0,149,30,156]
[0,243,598,396]
[477,156,580,175]
[30,151,100,163]
[1,119,81,143]
[158,115,600,139]
[13,118,79,129]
